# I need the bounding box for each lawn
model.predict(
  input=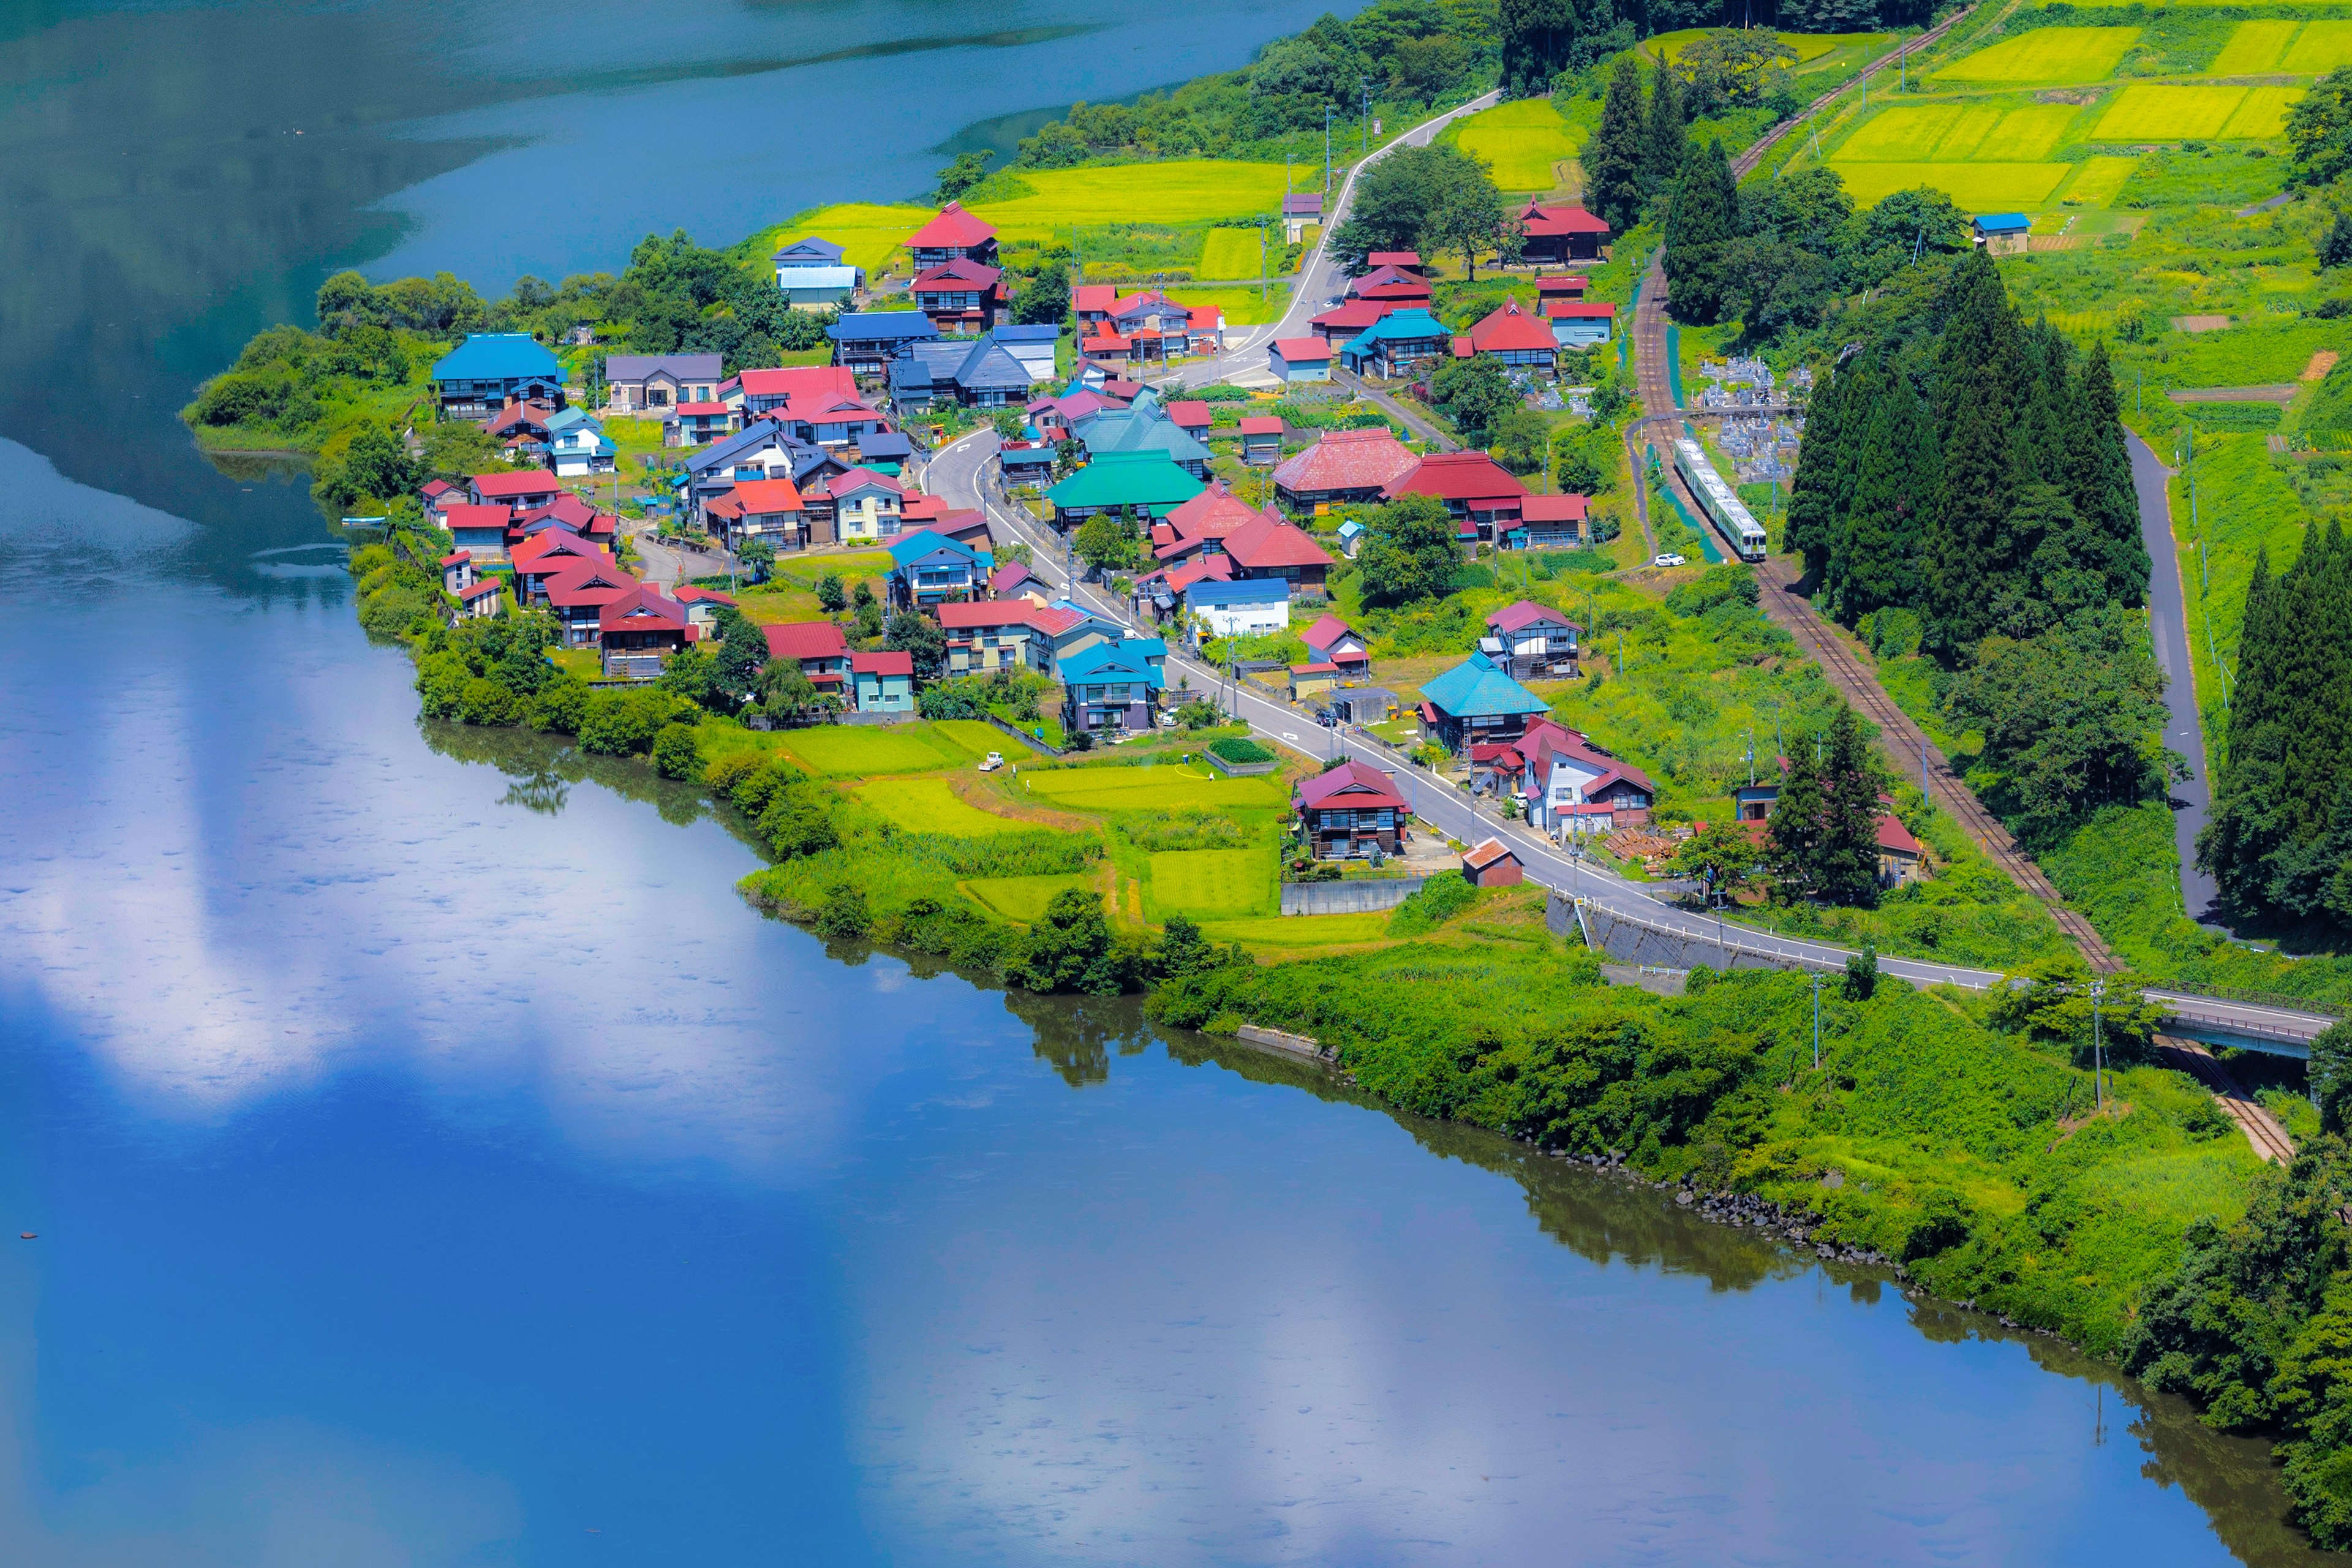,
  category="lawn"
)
[2092,84,2303,141]
[962,872,1098,923]
[1196,912,1393,950]
[1939,26,2139,86]
[1450,98,1580,192]
[1020,765,1291,812]
[1827,160,2073,211]
[1199,227,1262,279]
[856,777,1026,835]
[1149,848,1273,915]
[776,723,979,777]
